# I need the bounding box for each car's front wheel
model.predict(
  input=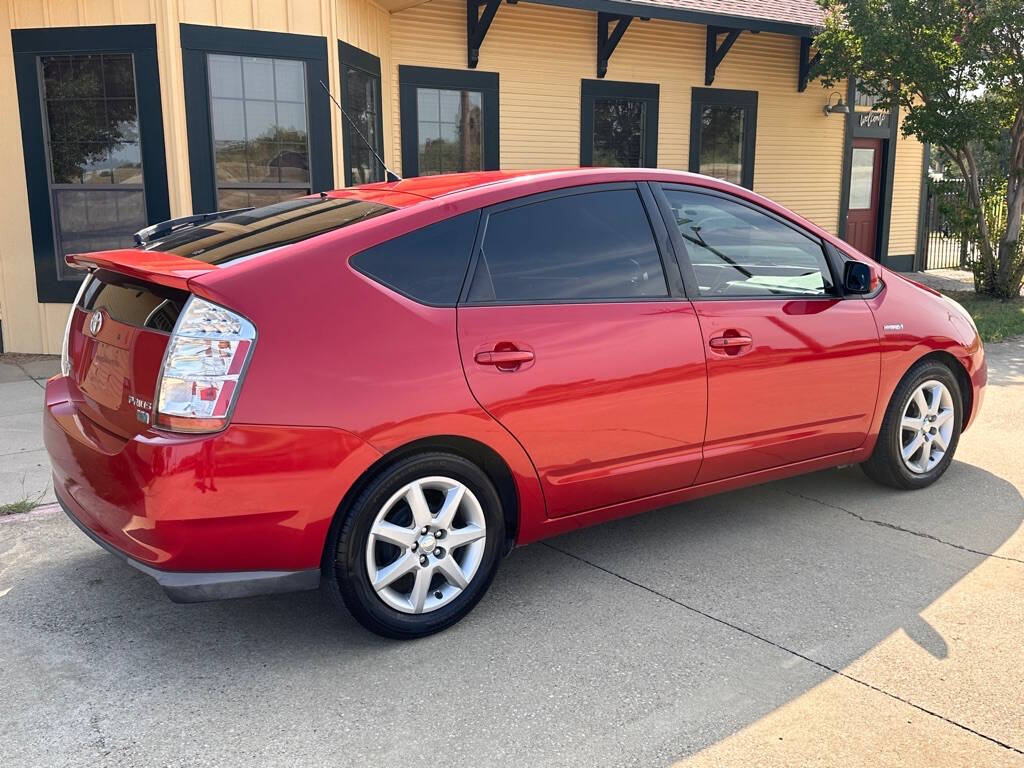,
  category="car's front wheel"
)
[324,452,505,638]
[861,359,963,489]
